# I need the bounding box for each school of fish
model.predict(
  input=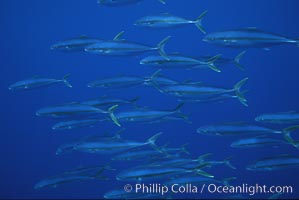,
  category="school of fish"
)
[8,0,299,199]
